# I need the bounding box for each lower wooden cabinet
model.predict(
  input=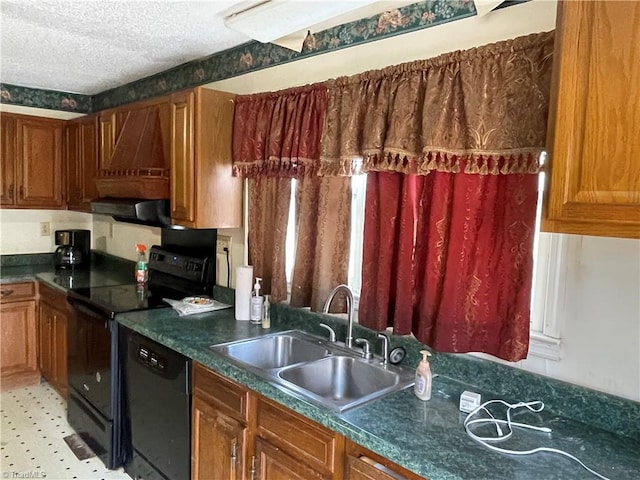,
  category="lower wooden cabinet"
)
[345,441,424,480]
[192,362,423,480]
[37,282,68,398]
[192,362,249,480]
[0,282,39,390]
[255,437,326,480]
